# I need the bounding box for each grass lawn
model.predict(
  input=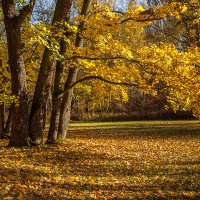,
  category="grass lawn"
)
[0,120,200,199]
